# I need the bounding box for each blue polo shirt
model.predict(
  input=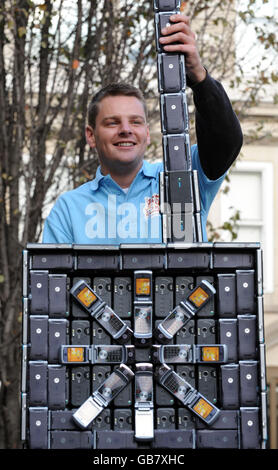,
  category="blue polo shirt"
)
[42,145,225,244]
